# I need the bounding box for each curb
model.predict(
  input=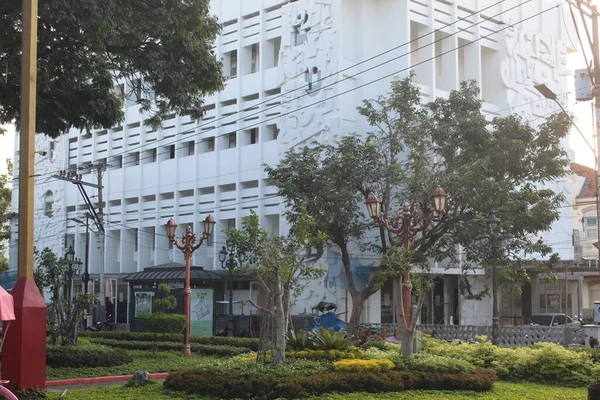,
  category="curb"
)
[46,372,170,387]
